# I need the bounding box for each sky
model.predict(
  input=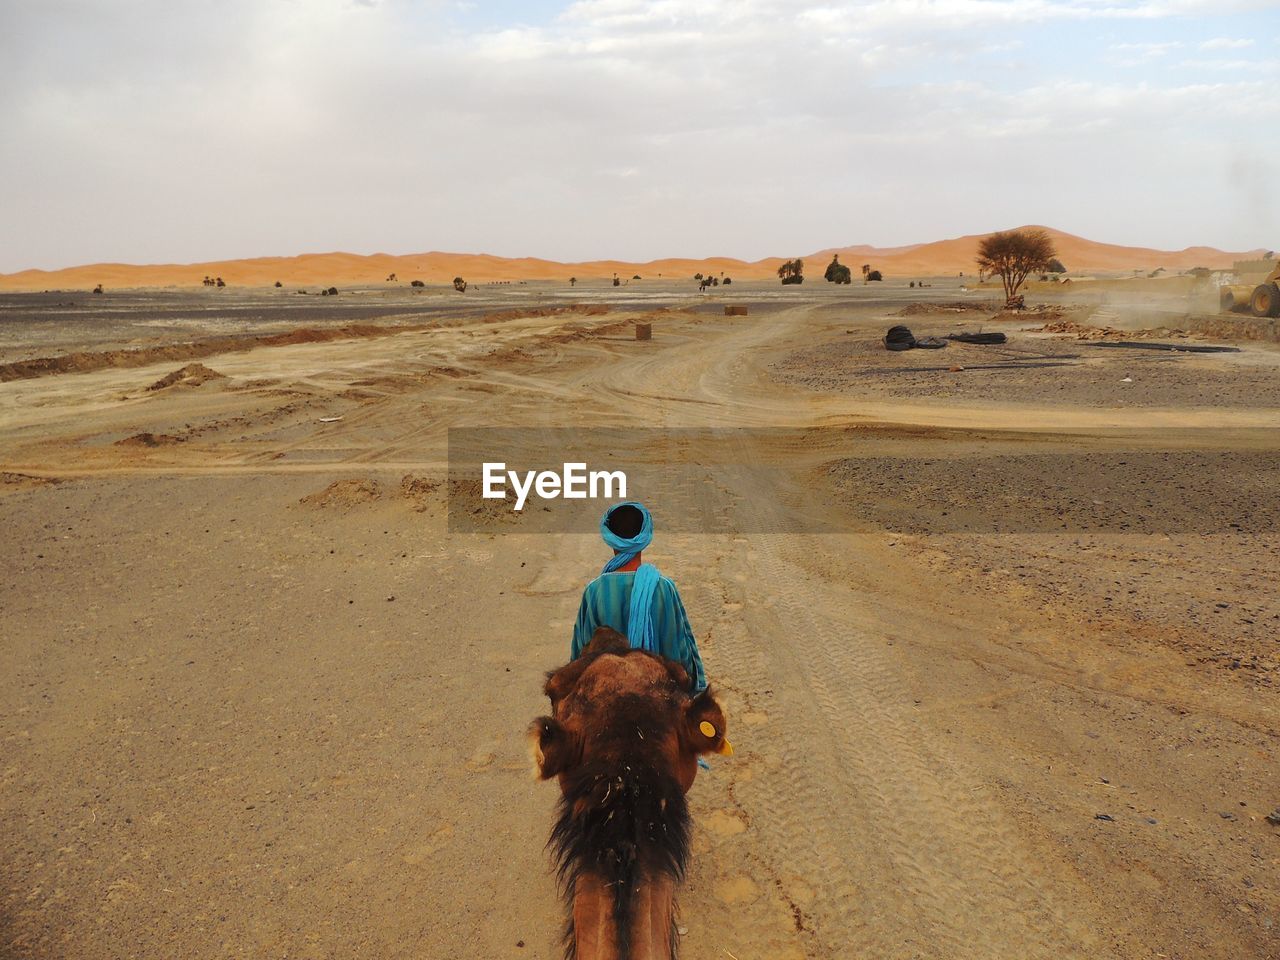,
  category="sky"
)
[1,0,1278,271]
